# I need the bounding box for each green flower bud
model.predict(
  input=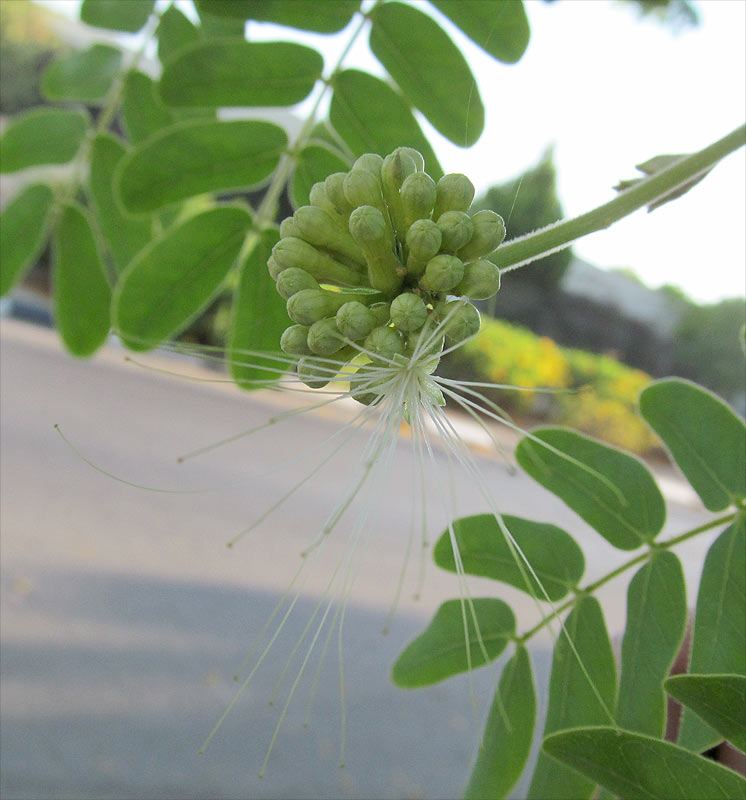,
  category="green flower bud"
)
[397,146,425,172]
[336,301,376,340]
[307,317,345,355]
[294,205,365,267]
[343,168,385,213]
[400,171,436,229]
[275,267,319,300]
[454,258,501,300]
[405,218,442,277]
[287,289,337,325]
[309,181,340,217]
[438,299,481,344]
[279,217,302,239]
[297,346,356,389]
[348,205,403,294]
[280,324,311,355]
[457,210,506,261]
[369,301,391,327]
[421,253,465,292]
[352,152,384,176]
[432,173,475,219]
[437,210,474,253]
[272,237,363,286]
[363,325,405,364]
[324,172,355,217]
[267,254,284,280]
[381,149,417,240]
[390,292,428,333]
